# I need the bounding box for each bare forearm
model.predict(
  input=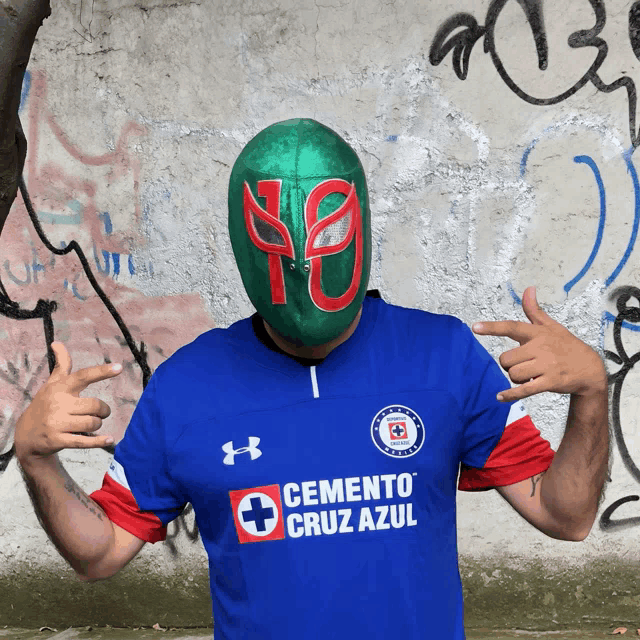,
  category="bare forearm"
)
[19,454,115,577]
[540,387,609,537]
